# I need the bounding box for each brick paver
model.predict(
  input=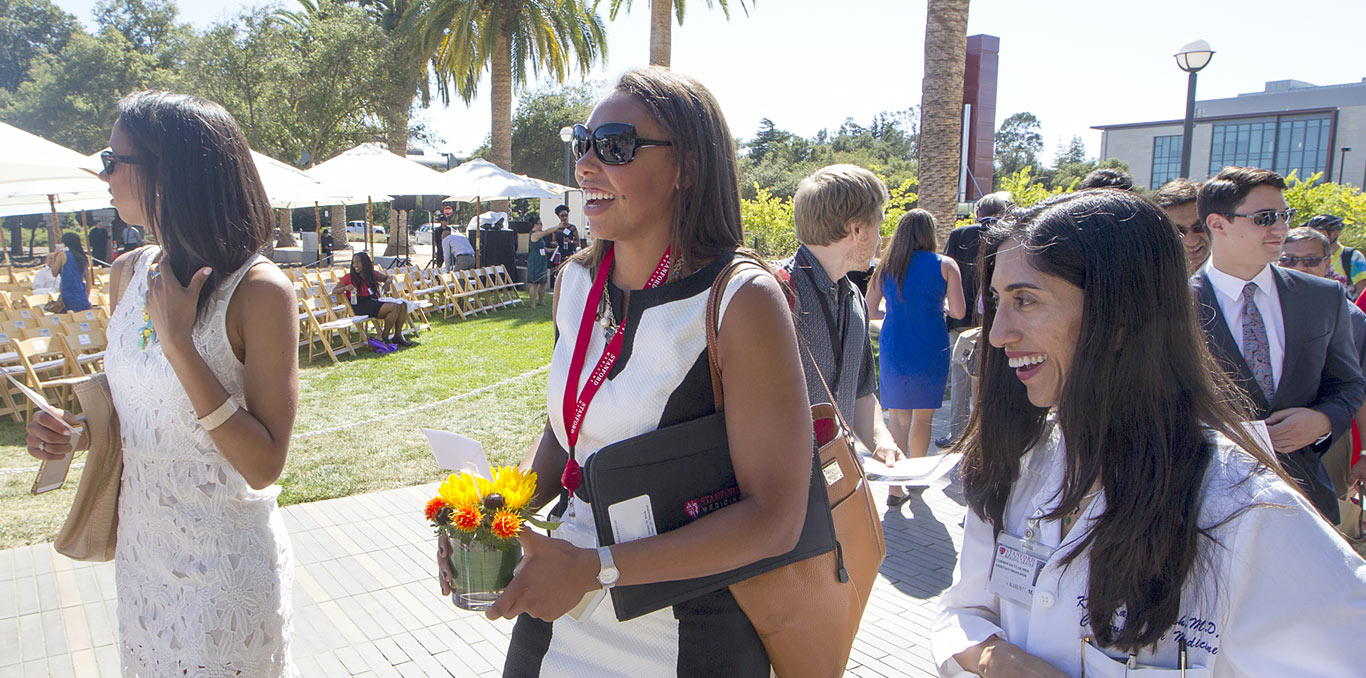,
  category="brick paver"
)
[0,414,966,677]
